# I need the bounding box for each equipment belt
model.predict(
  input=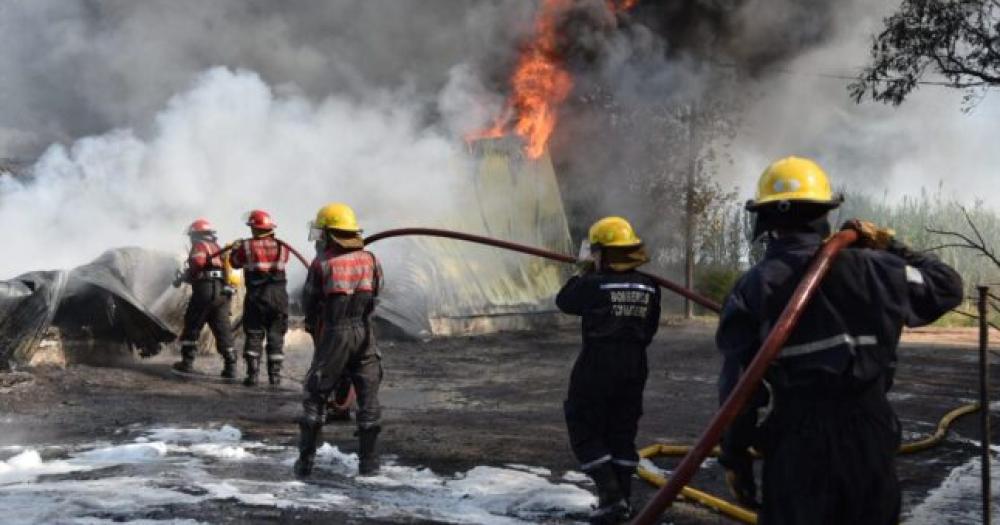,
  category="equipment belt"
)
[195,270,224,280]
